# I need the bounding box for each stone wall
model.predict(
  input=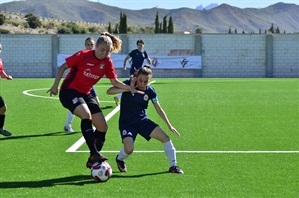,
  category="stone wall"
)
[0,33,298,78]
